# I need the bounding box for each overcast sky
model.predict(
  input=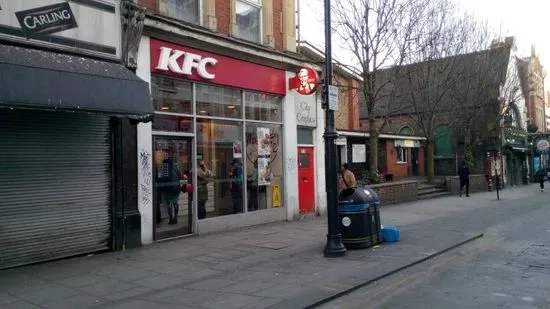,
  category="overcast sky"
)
[299,0,549,86]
